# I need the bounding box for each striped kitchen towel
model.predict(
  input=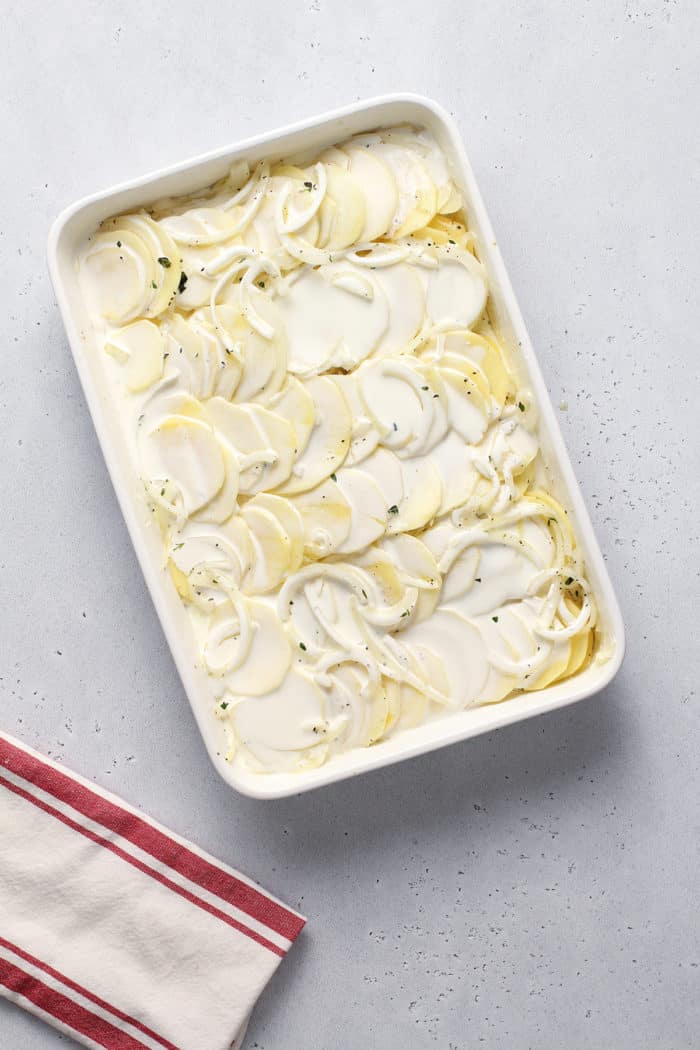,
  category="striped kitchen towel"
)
[0,732,305,1049]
